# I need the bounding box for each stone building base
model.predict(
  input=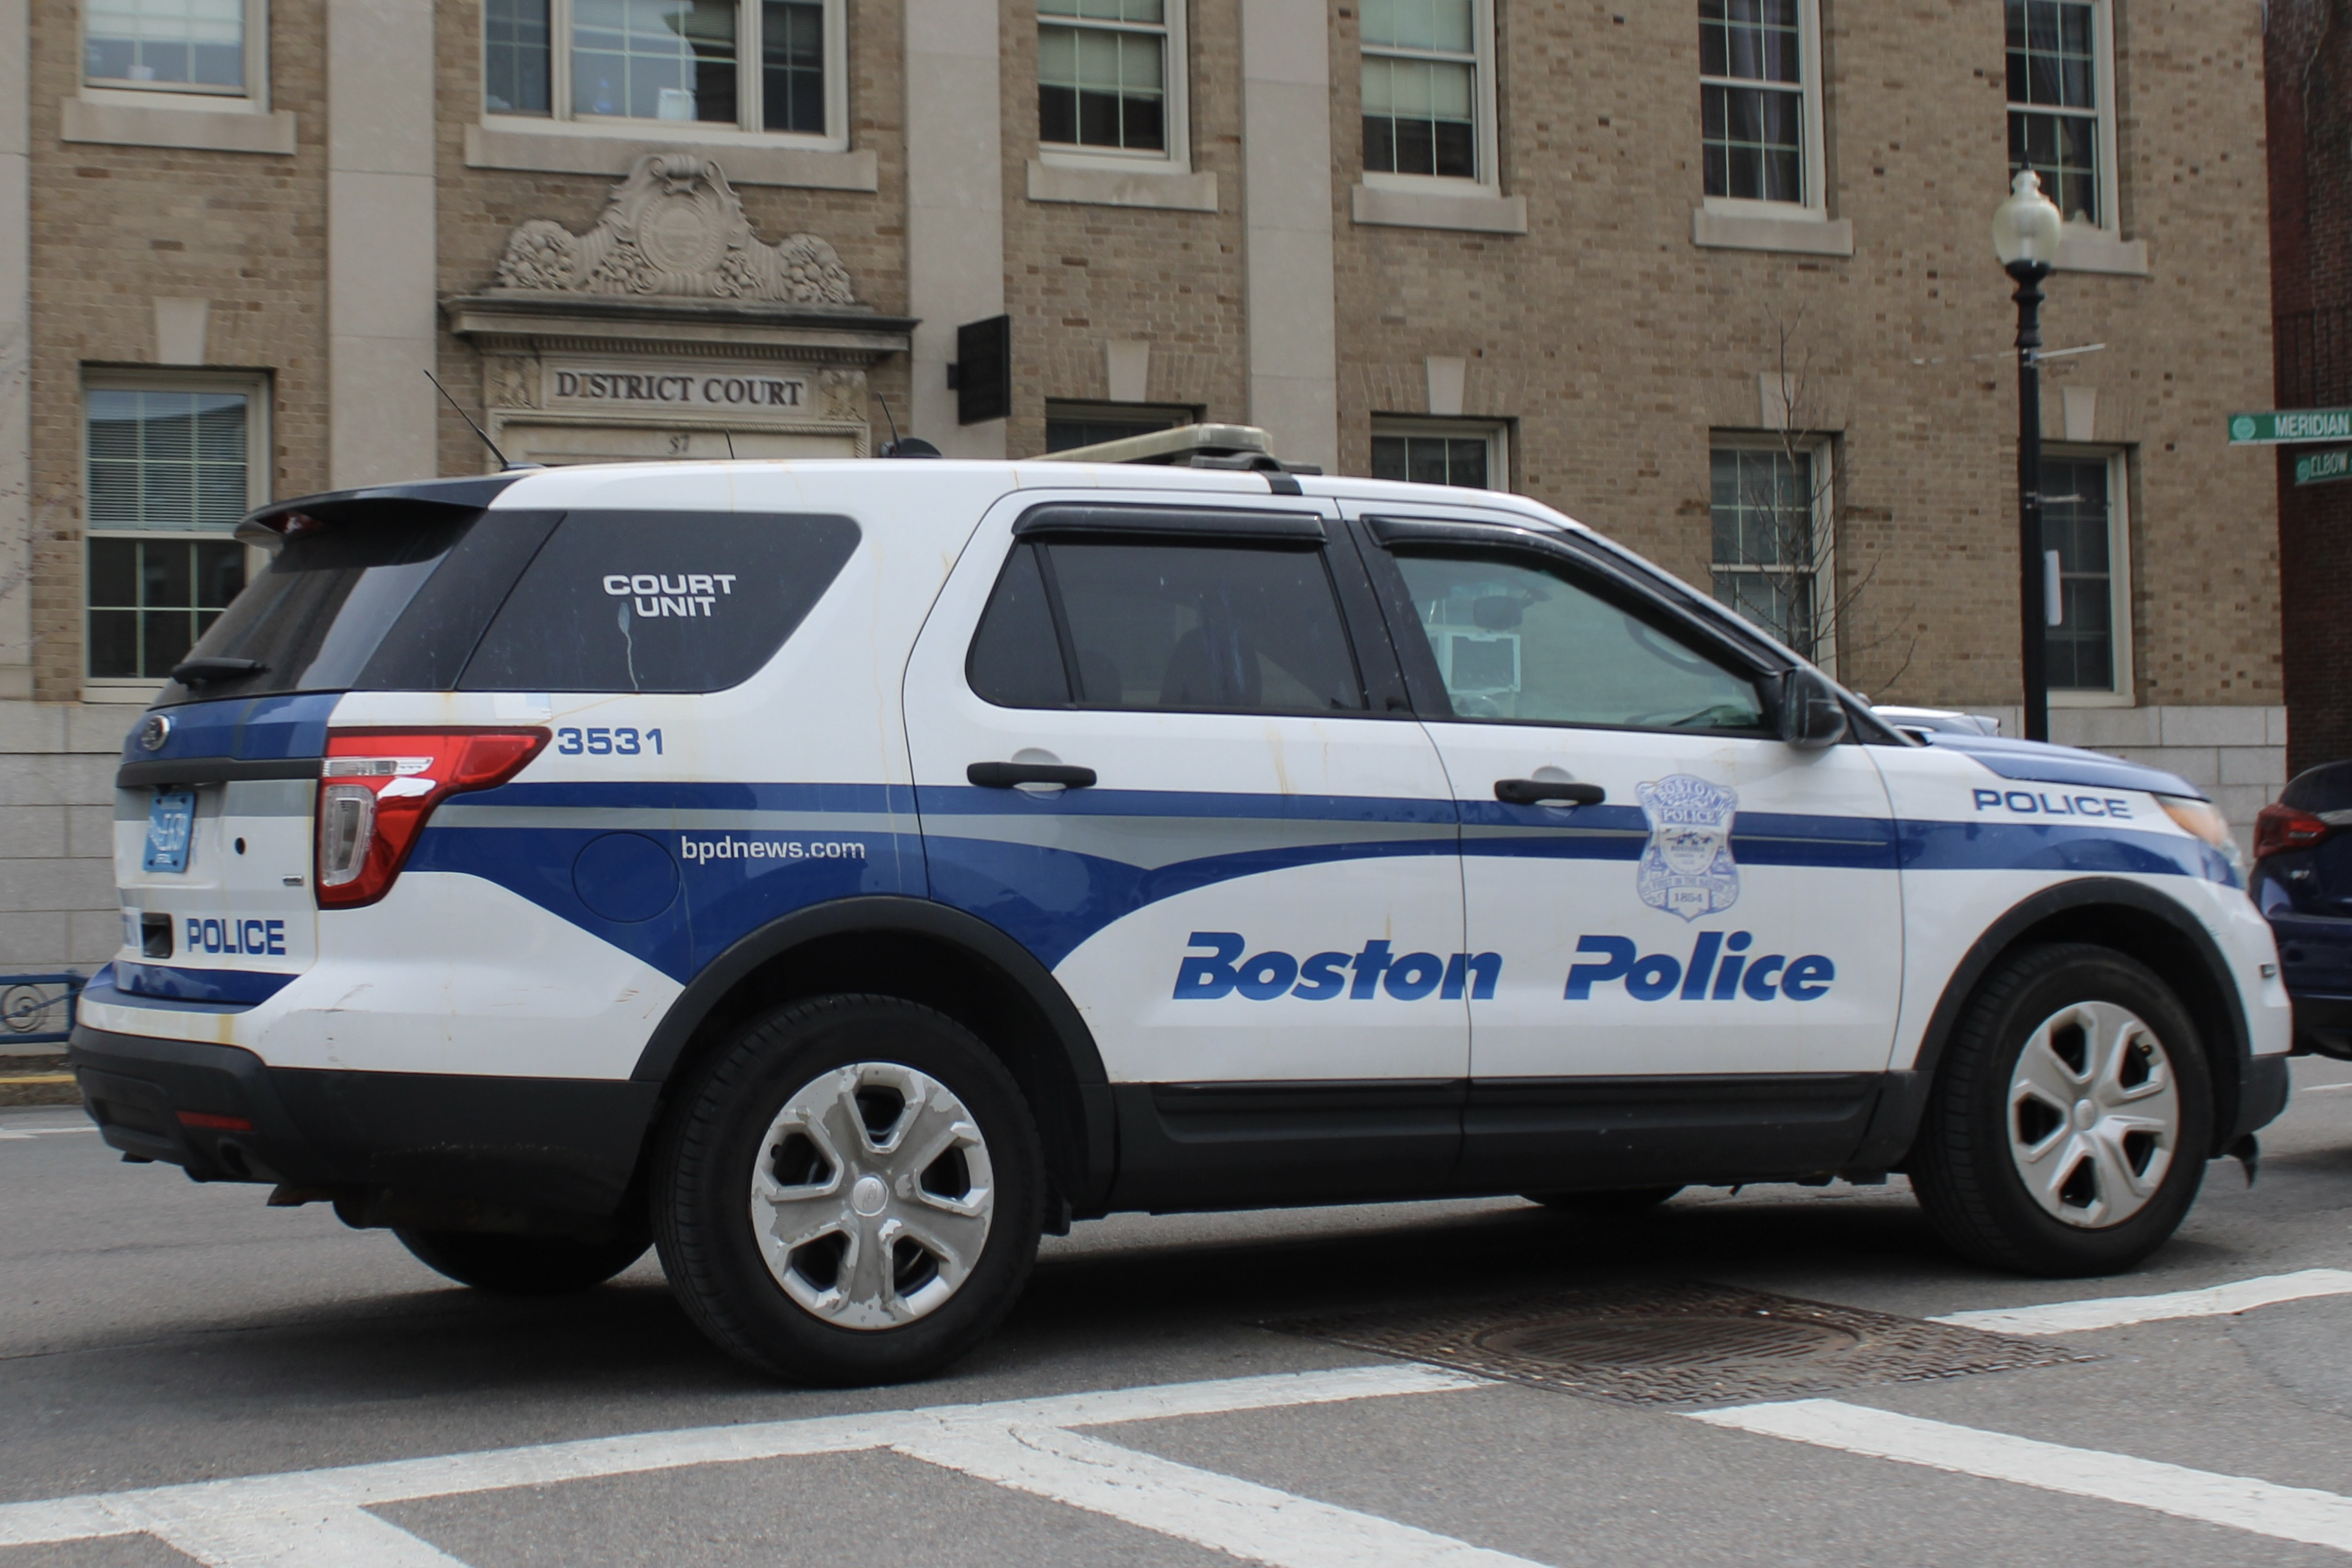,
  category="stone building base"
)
[1,700,134,970]
[0,699,2294,974]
